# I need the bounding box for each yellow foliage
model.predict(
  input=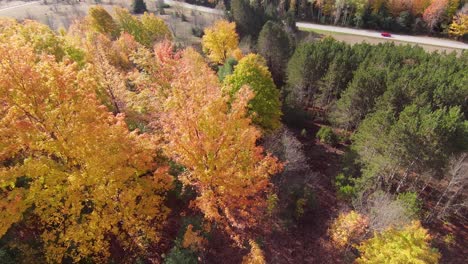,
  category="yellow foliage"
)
[356,221,441,264]
[449,13,468,38]
[0,41,172,262]
[158,48,283,240]
[329,210,368,248]
[202,20,240,64]
[242,240,266,264]
[88,5,119,38]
